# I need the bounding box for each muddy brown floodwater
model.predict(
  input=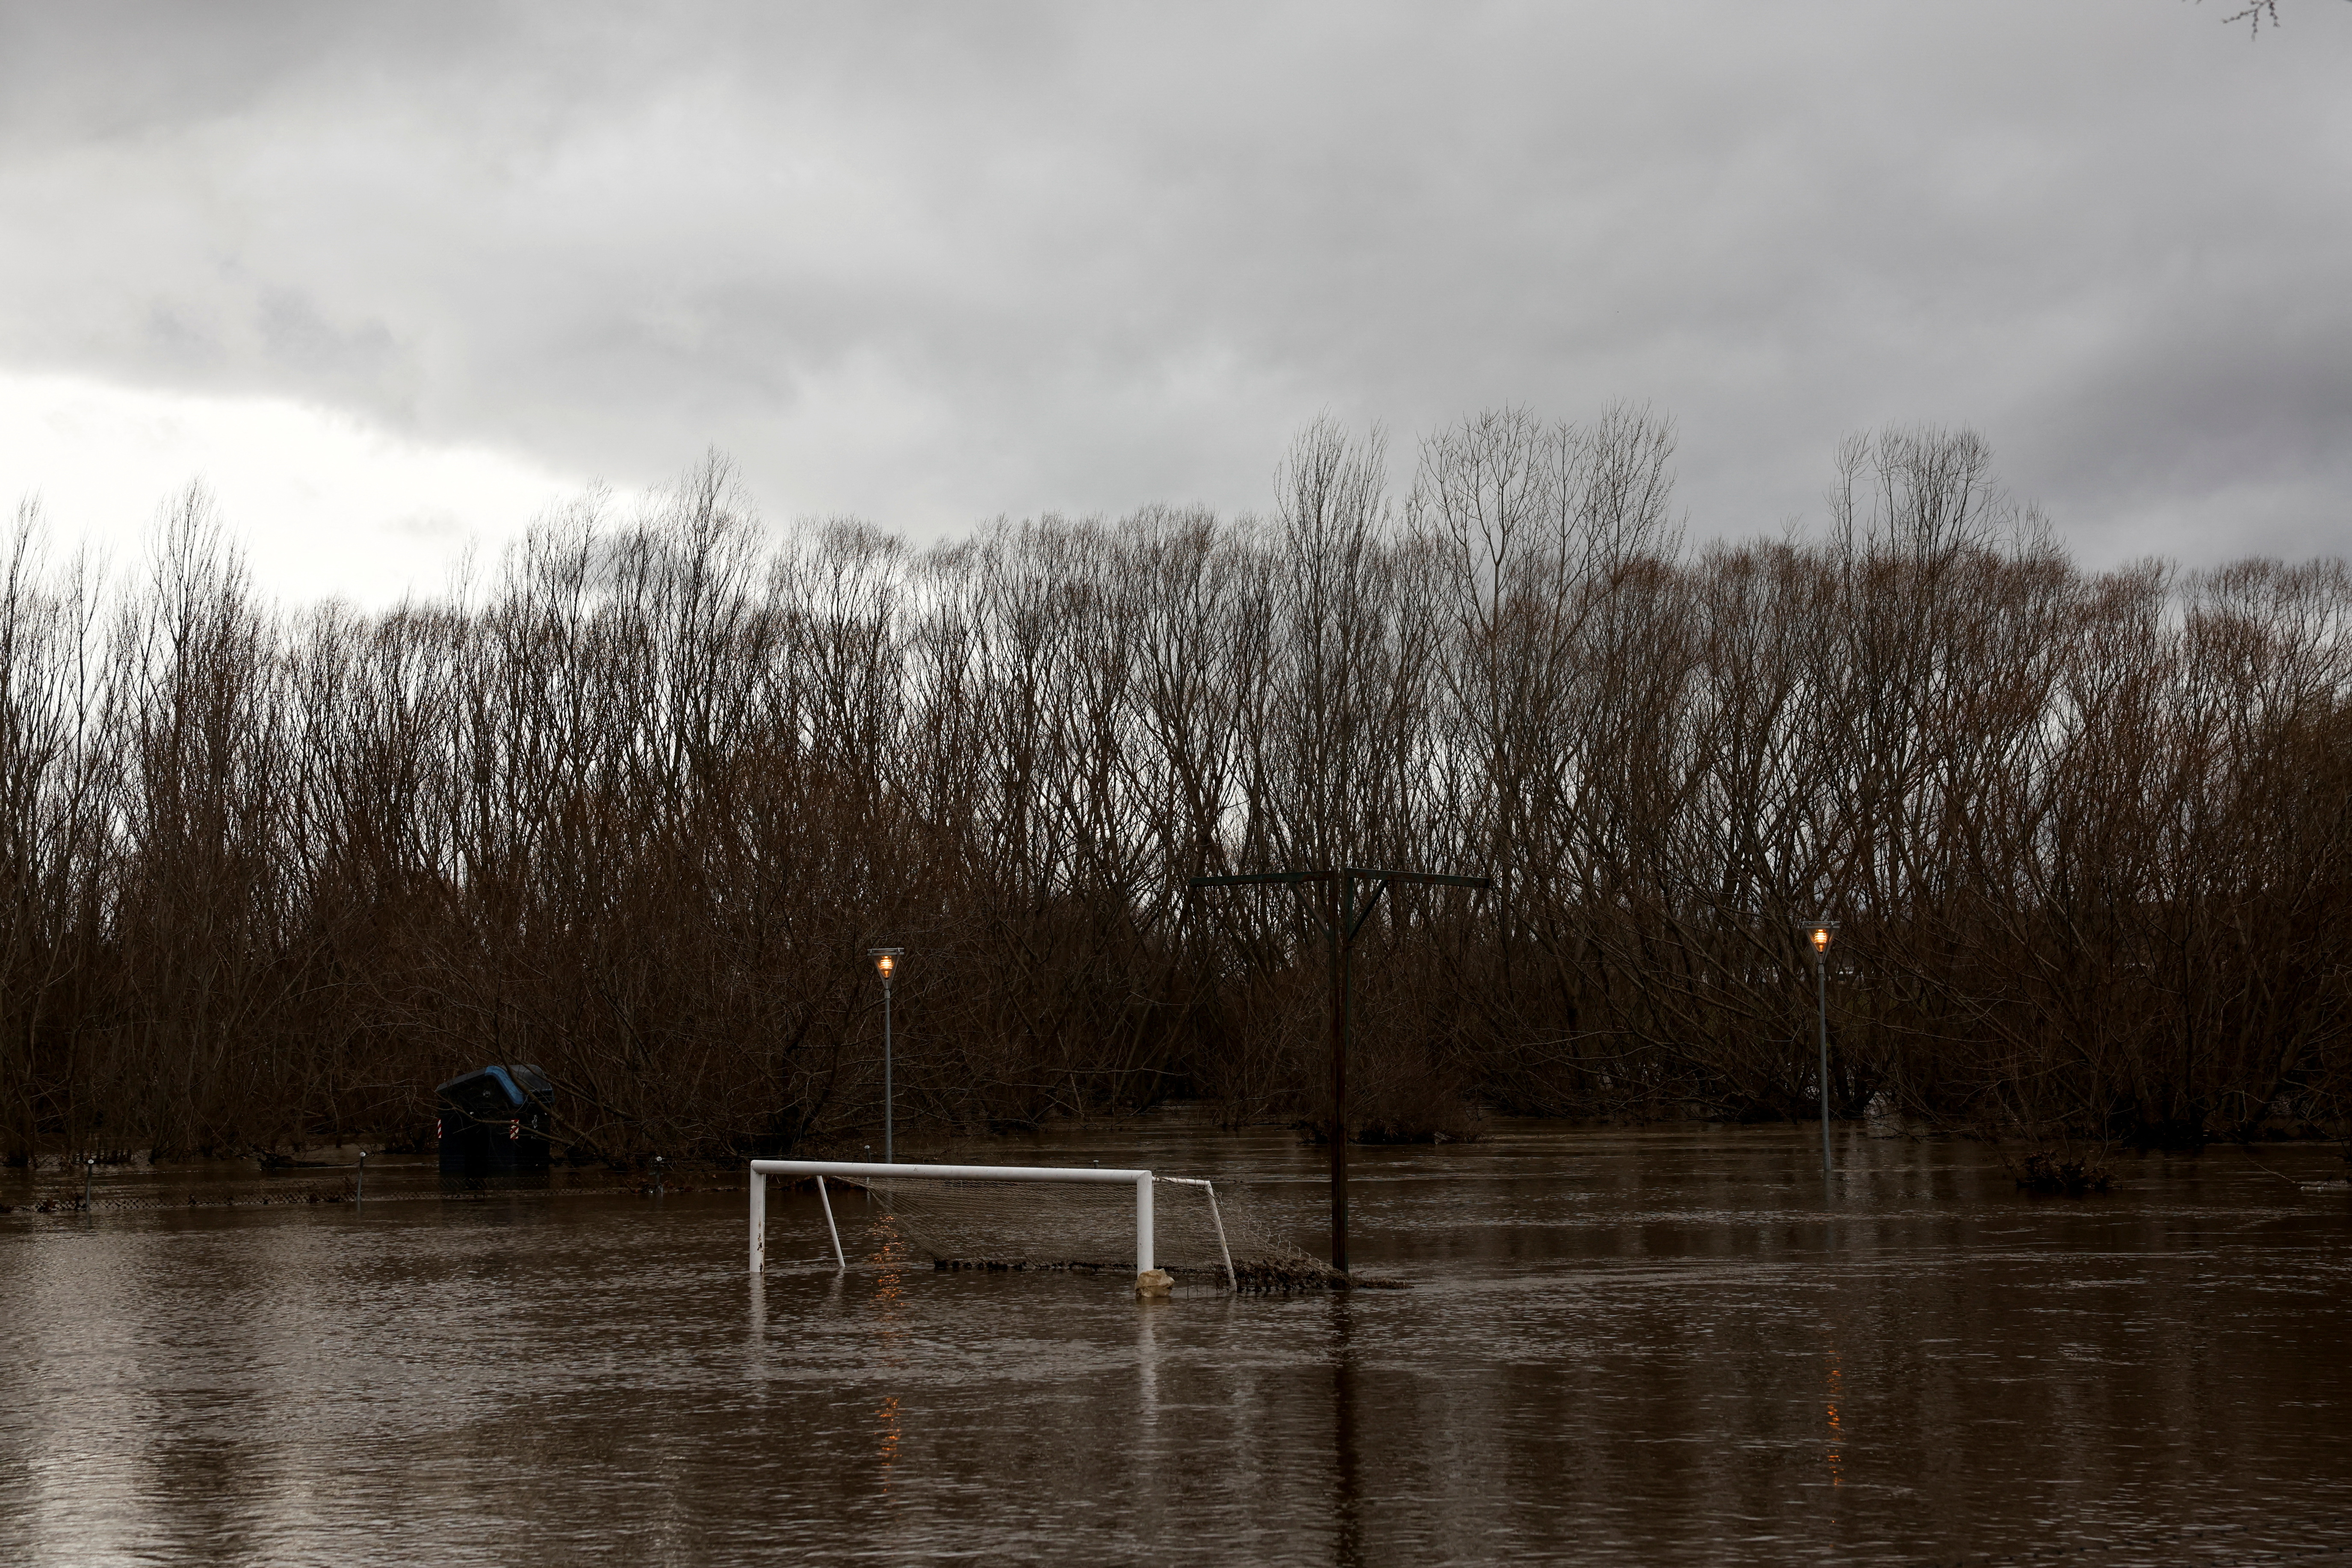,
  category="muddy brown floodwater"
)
[4,1113,2351,1566]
